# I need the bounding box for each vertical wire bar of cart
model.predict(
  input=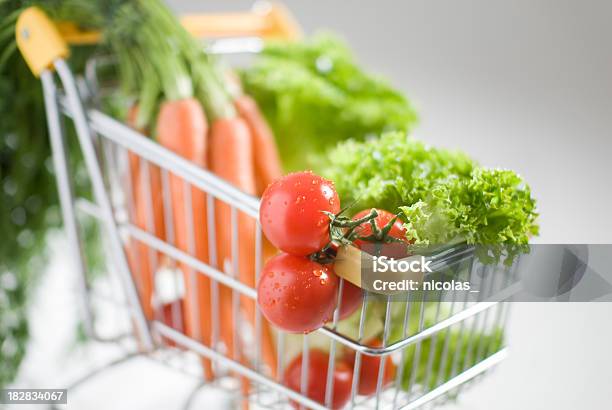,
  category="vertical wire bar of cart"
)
[461,264,488,373]
[54,59,153,349]
[206,193,219,371]
[435,262,462,388]
[99,139,115,207]
[349,296,369,409]
[483,264,505,360]
[448,261,481,399]
[276,330,285,409]
[230,206,240,363]
[475,265,499,364]
[140,160,159,316]
[122,147,142,296]
[375,296,393,408]
[299,334,310,410]
[183,180,201,343]
[488,259,518,359]
[40,70,94,337]
[393,290,414,408]
[254,223,263,404]
[468,265,499,392]
[101,139,130,338]
[324,278,345,408]
[422,284,446,392]
[407,295,427,396]
[494,259,520,352]
[449,257,477,379]
[160,169,184,337]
